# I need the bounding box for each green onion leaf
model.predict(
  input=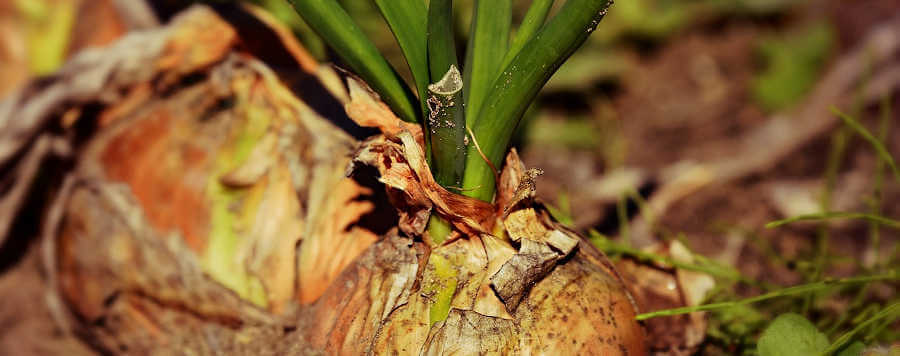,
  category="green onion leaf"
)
[462,0,613,202]
[373,0,430,112]
[426,65,467,190]
[287,0,420,123]
[426,0,466,185]
[501,0,554,71]
[427,0,459,82]
[463,0,512,127]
